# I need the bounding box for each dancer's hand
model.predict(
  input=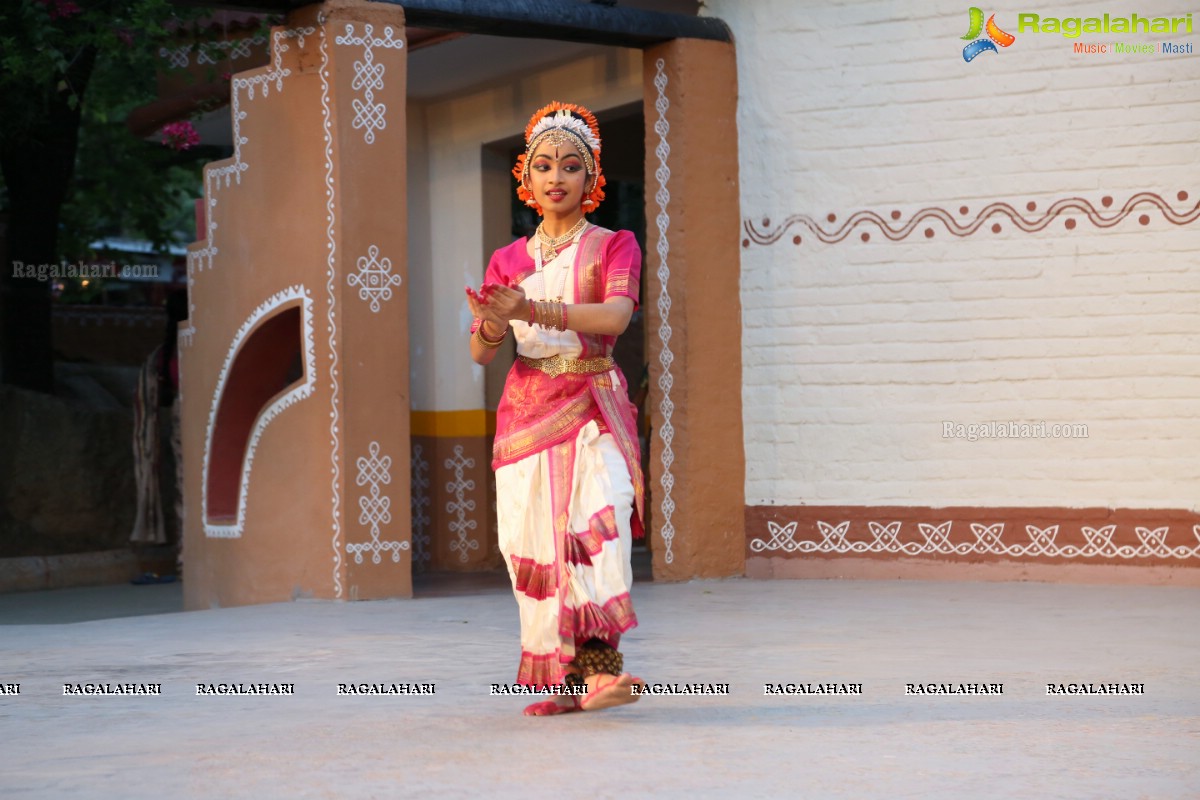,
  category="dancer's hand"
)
[465,286,506,331]
[481,283,530,324]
